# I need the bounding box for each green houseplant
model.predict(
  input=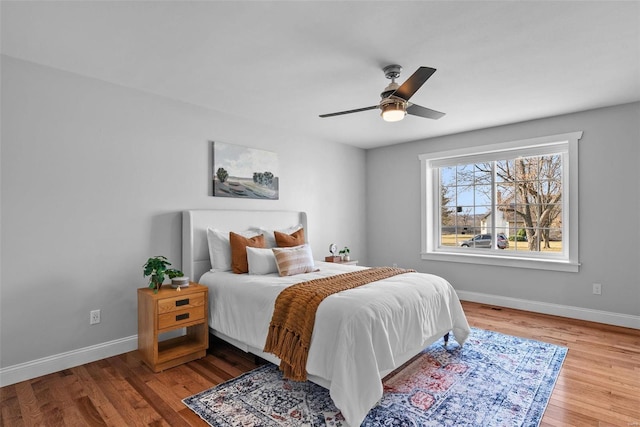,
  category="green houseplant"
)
[143,255,183,293]
[338,246,350,262]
